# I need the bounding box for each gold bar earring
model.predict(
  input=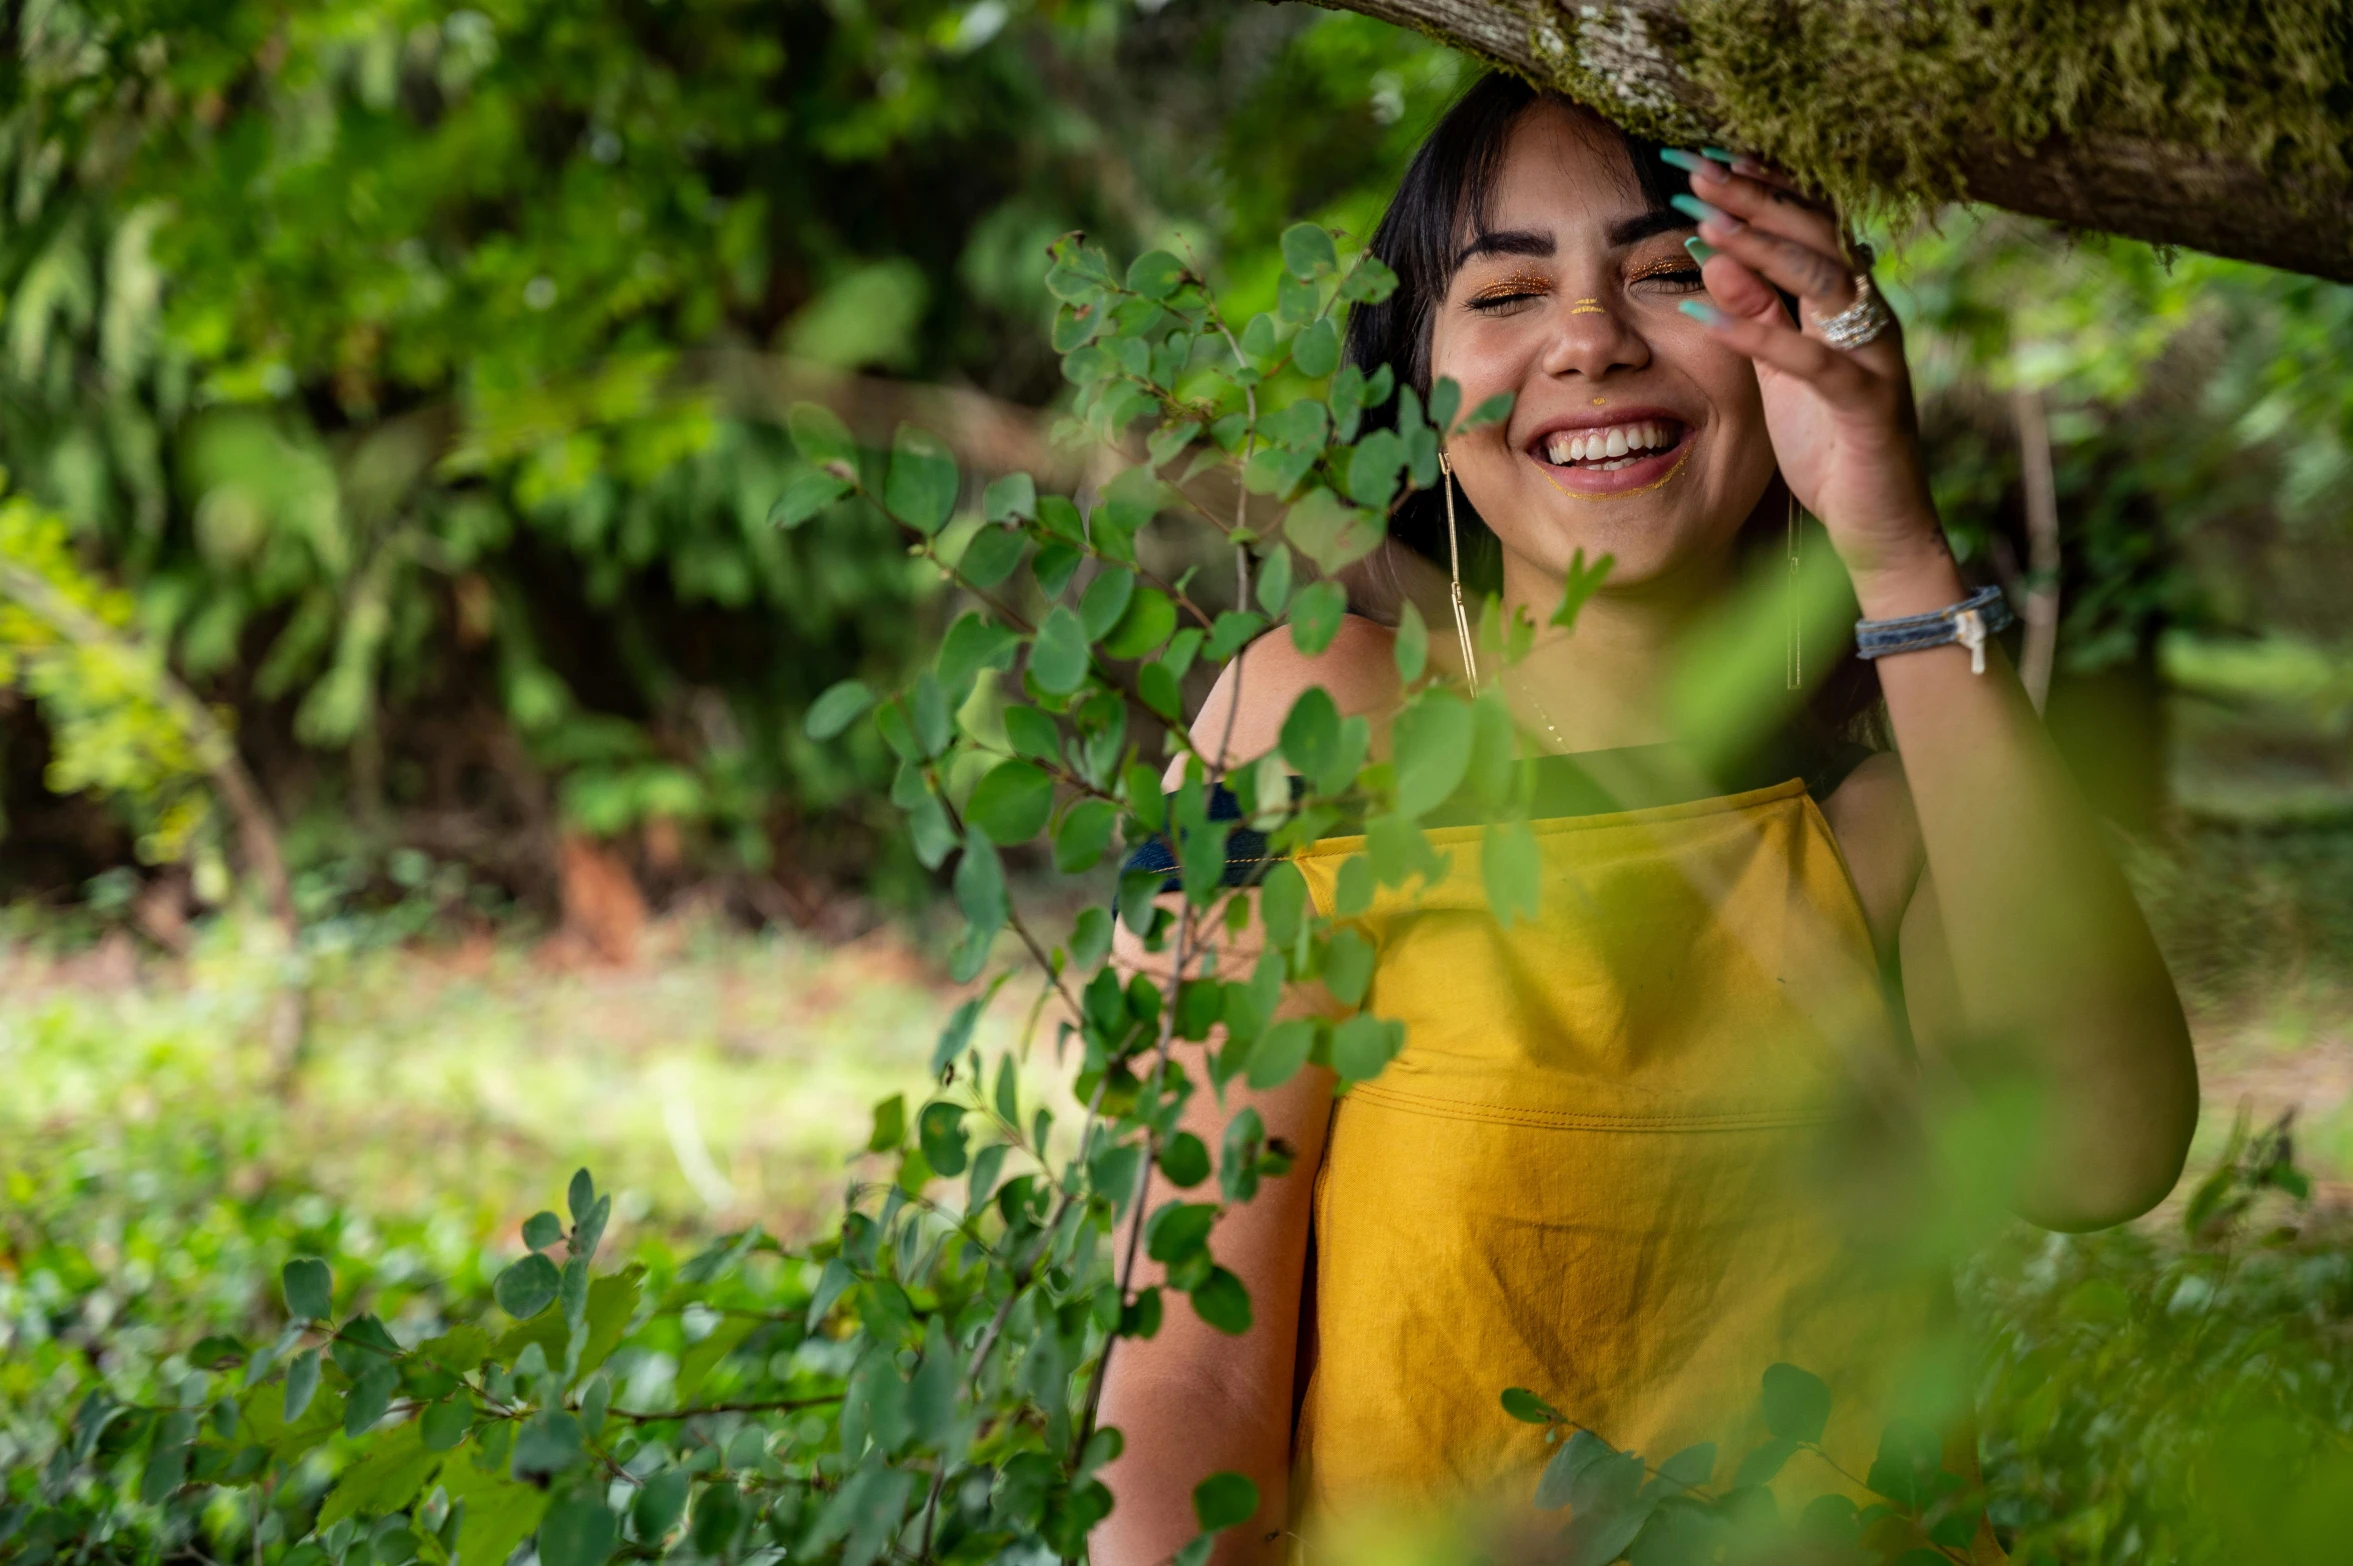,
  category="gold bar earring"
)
[1440,452,1480,691]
